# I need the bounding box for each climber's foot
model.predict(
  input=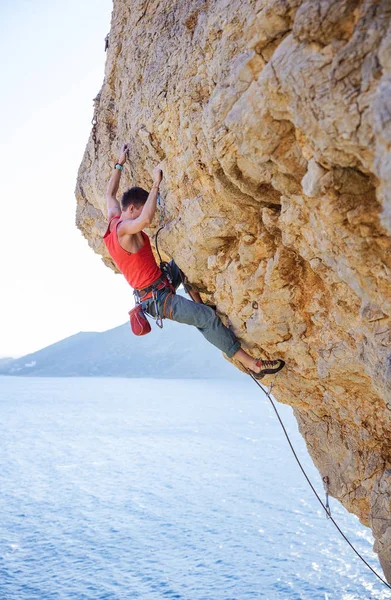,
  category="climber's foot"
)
[252,359,285,379]
[231,348,285,378]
